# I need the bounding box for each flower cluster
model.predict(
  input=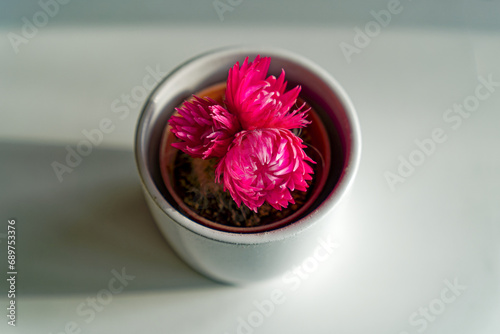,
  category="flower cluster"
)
[169,56,314,212]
